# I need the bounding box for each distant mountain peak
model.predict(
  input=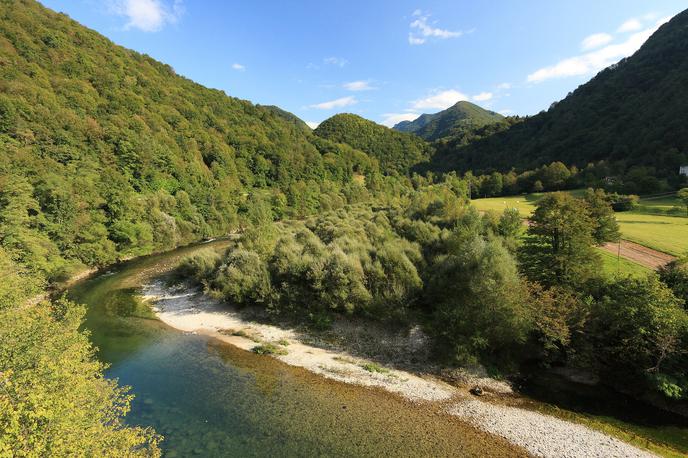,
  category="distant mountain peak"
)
[393,100,504,141]
[425,8,688,178]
